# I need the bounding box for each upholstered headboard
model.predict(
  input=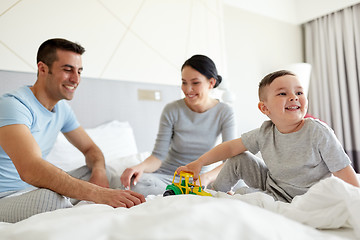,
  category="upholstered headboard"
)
[0,70,181,152]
